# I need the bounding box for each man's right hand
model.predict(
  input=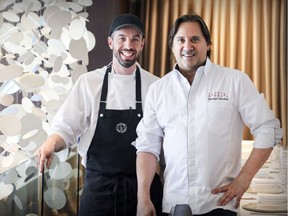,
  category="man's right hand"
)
[137,198,156,216]
[35,134,65,173]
